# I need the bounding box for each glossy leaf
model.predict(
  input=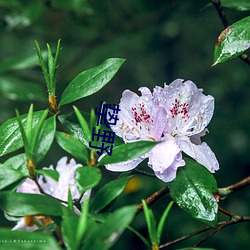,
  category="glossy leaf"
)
[36,169,59,181]
[59,113,88,147]
[73,106,91,142]
[221,0,250,11]
[56,131,89,164]
[0,192,65,216]
[91,176,132,213]
[213,16,250,65]
[0,228,60,250]
[4,153,29,175]
[59,58,125,106]
[0,76,46,102]
[97,140,159,166]
[37,116,56,162]
[168,159,218,227]
[0,111,44,157]
[62,215,80,250]
[83,205,137,250]
[0,164,27,190]
[75,167,102,194]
